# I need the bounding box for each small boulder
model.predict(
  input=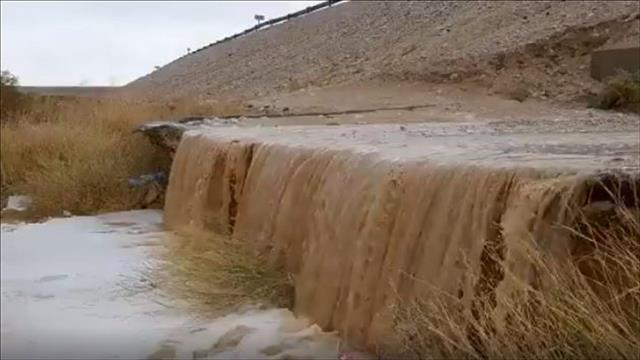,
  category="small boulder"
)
[209,325,256,354]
